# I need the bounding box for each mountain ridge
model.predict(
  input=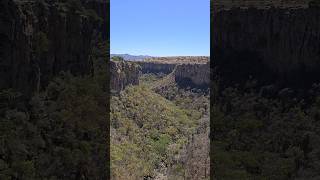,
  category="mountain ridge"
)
[110,54,152,61]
